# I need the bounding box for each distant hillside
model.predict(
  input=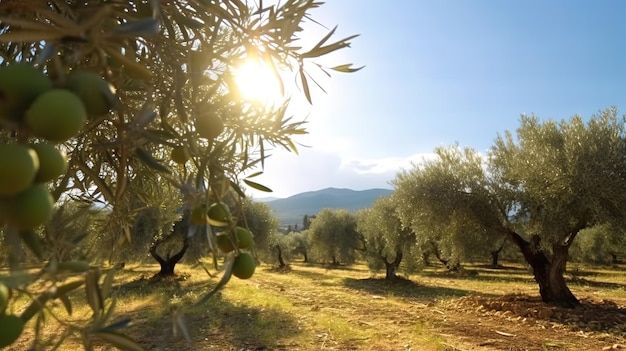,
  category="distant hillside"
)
[265,187,393,227]
[254,196,280,203]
